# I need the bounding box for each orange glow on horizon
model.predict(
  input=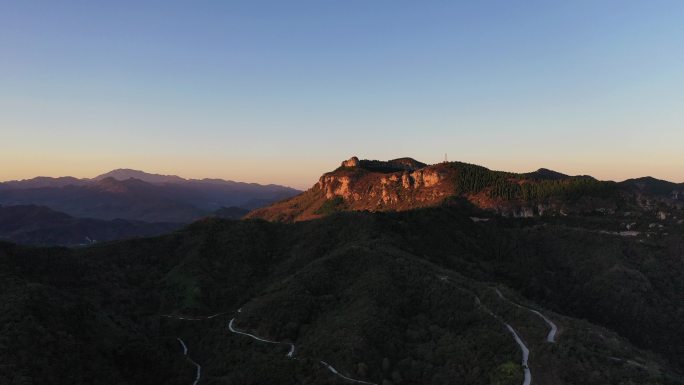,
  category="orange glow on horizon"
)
[1,153,682,190]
